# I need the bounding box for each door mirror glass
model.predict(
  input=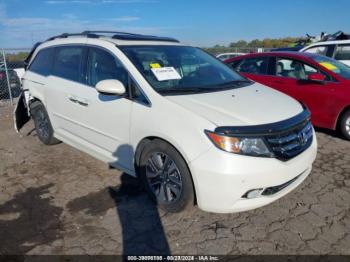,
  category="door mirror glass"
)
[308,73,326,82]
[96,79,126,95]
